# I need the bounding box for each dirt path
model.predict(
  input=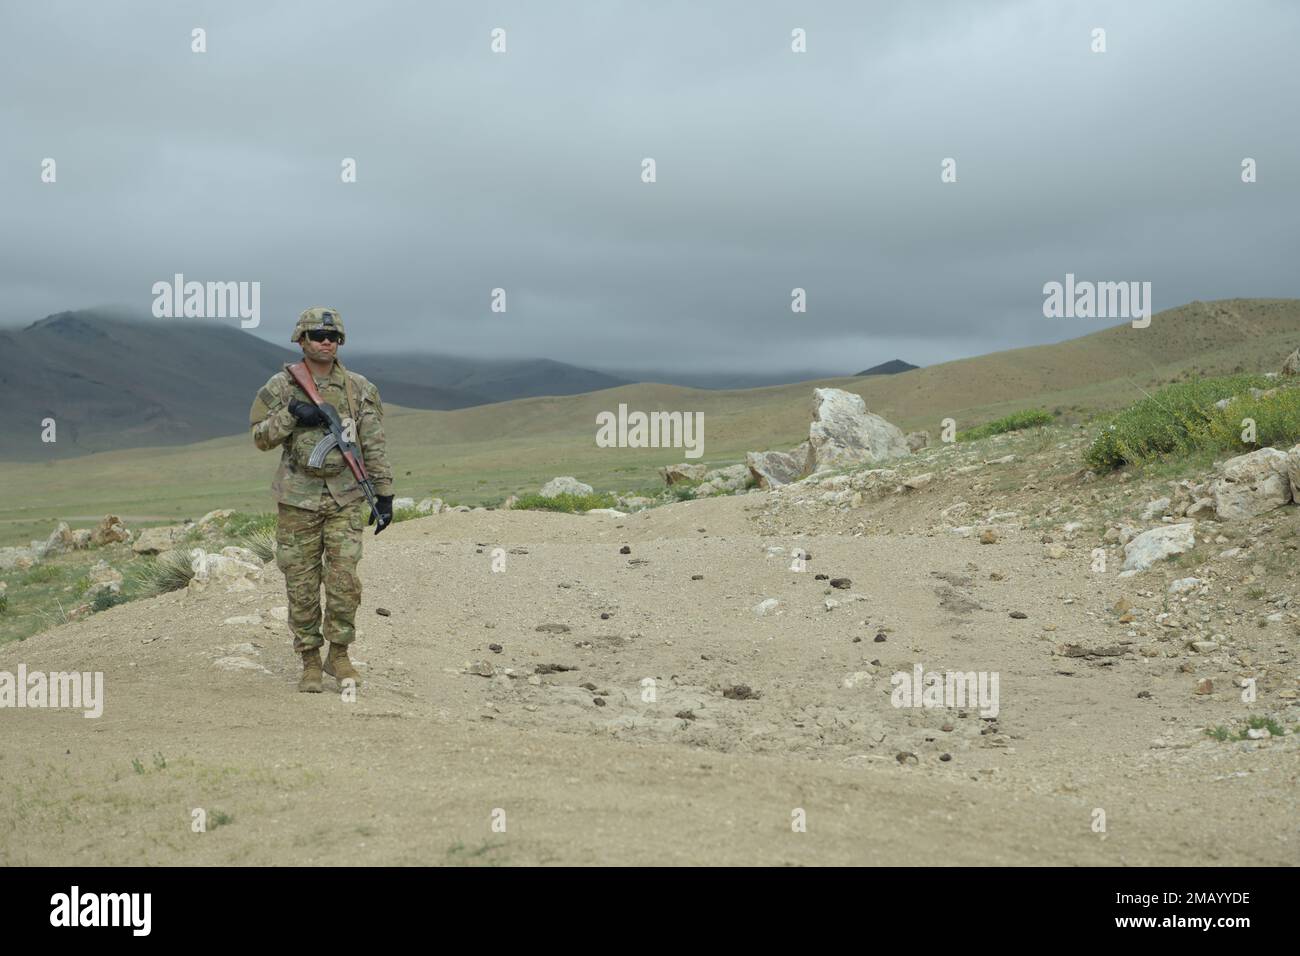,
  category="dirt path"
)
[1,492,1295,865]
